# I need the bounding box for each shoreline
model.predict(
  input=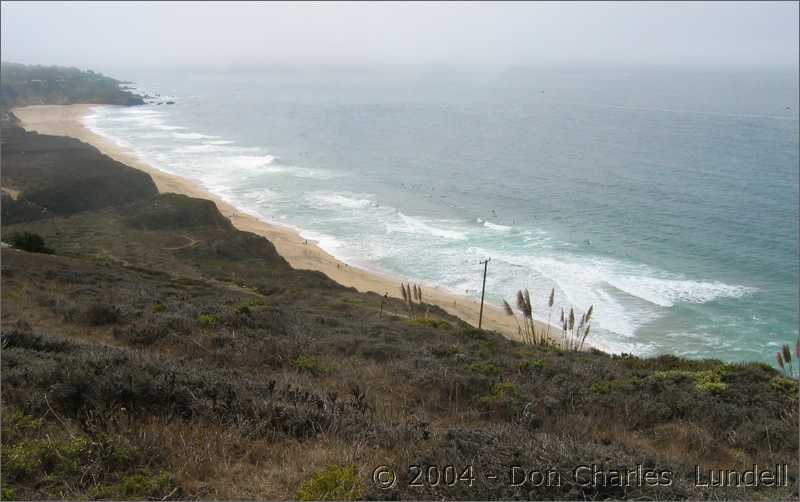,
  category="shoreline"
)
[12,104,542,341]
